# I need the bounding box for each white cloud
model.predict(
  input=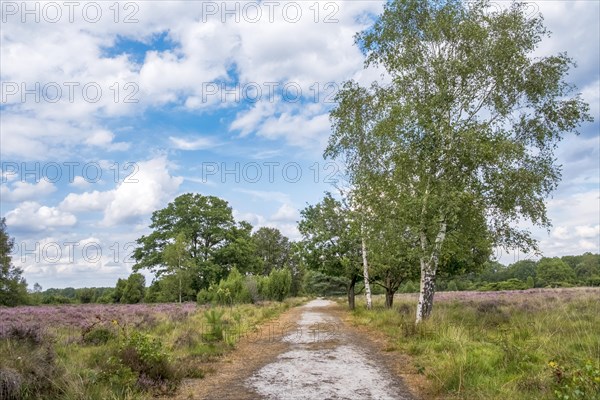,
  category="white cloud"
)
[102,156,183,226]
[69,176,90,188]
[57,156,183,226]
[60,190,114,213]
[4,201,76,231]
[86,129,130,151]
[551,226,570,240]
[169,136,216,150]
[271,203,299,222]
[0,180,56,202]
[575,225,600,238]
